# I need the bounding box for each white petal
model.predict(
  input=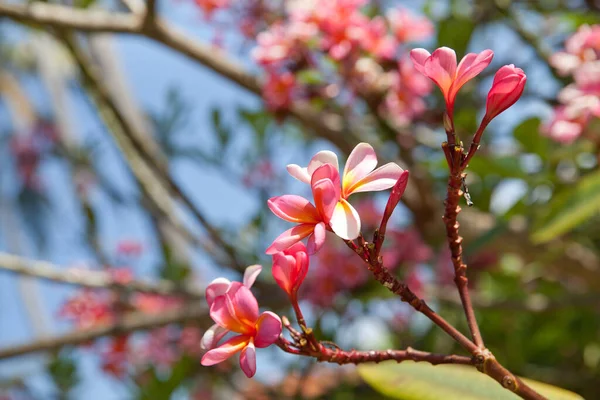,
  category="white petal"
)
[307,151,339,175]
[329,199,361,240]
[286,164,311,183]
[243,264,262,288]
